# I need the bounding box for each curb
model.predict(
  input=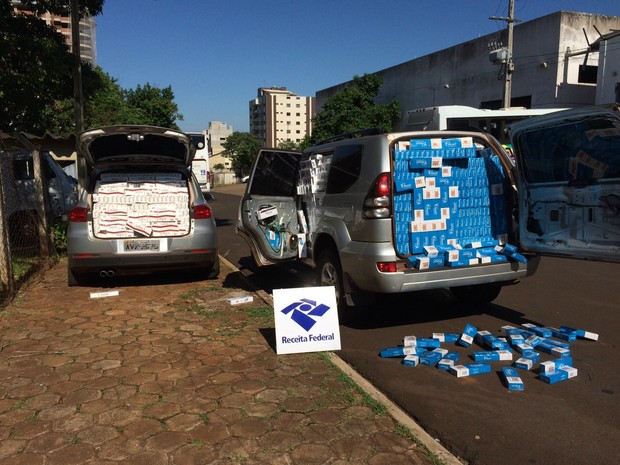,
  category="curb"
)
[218,255,464,465]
